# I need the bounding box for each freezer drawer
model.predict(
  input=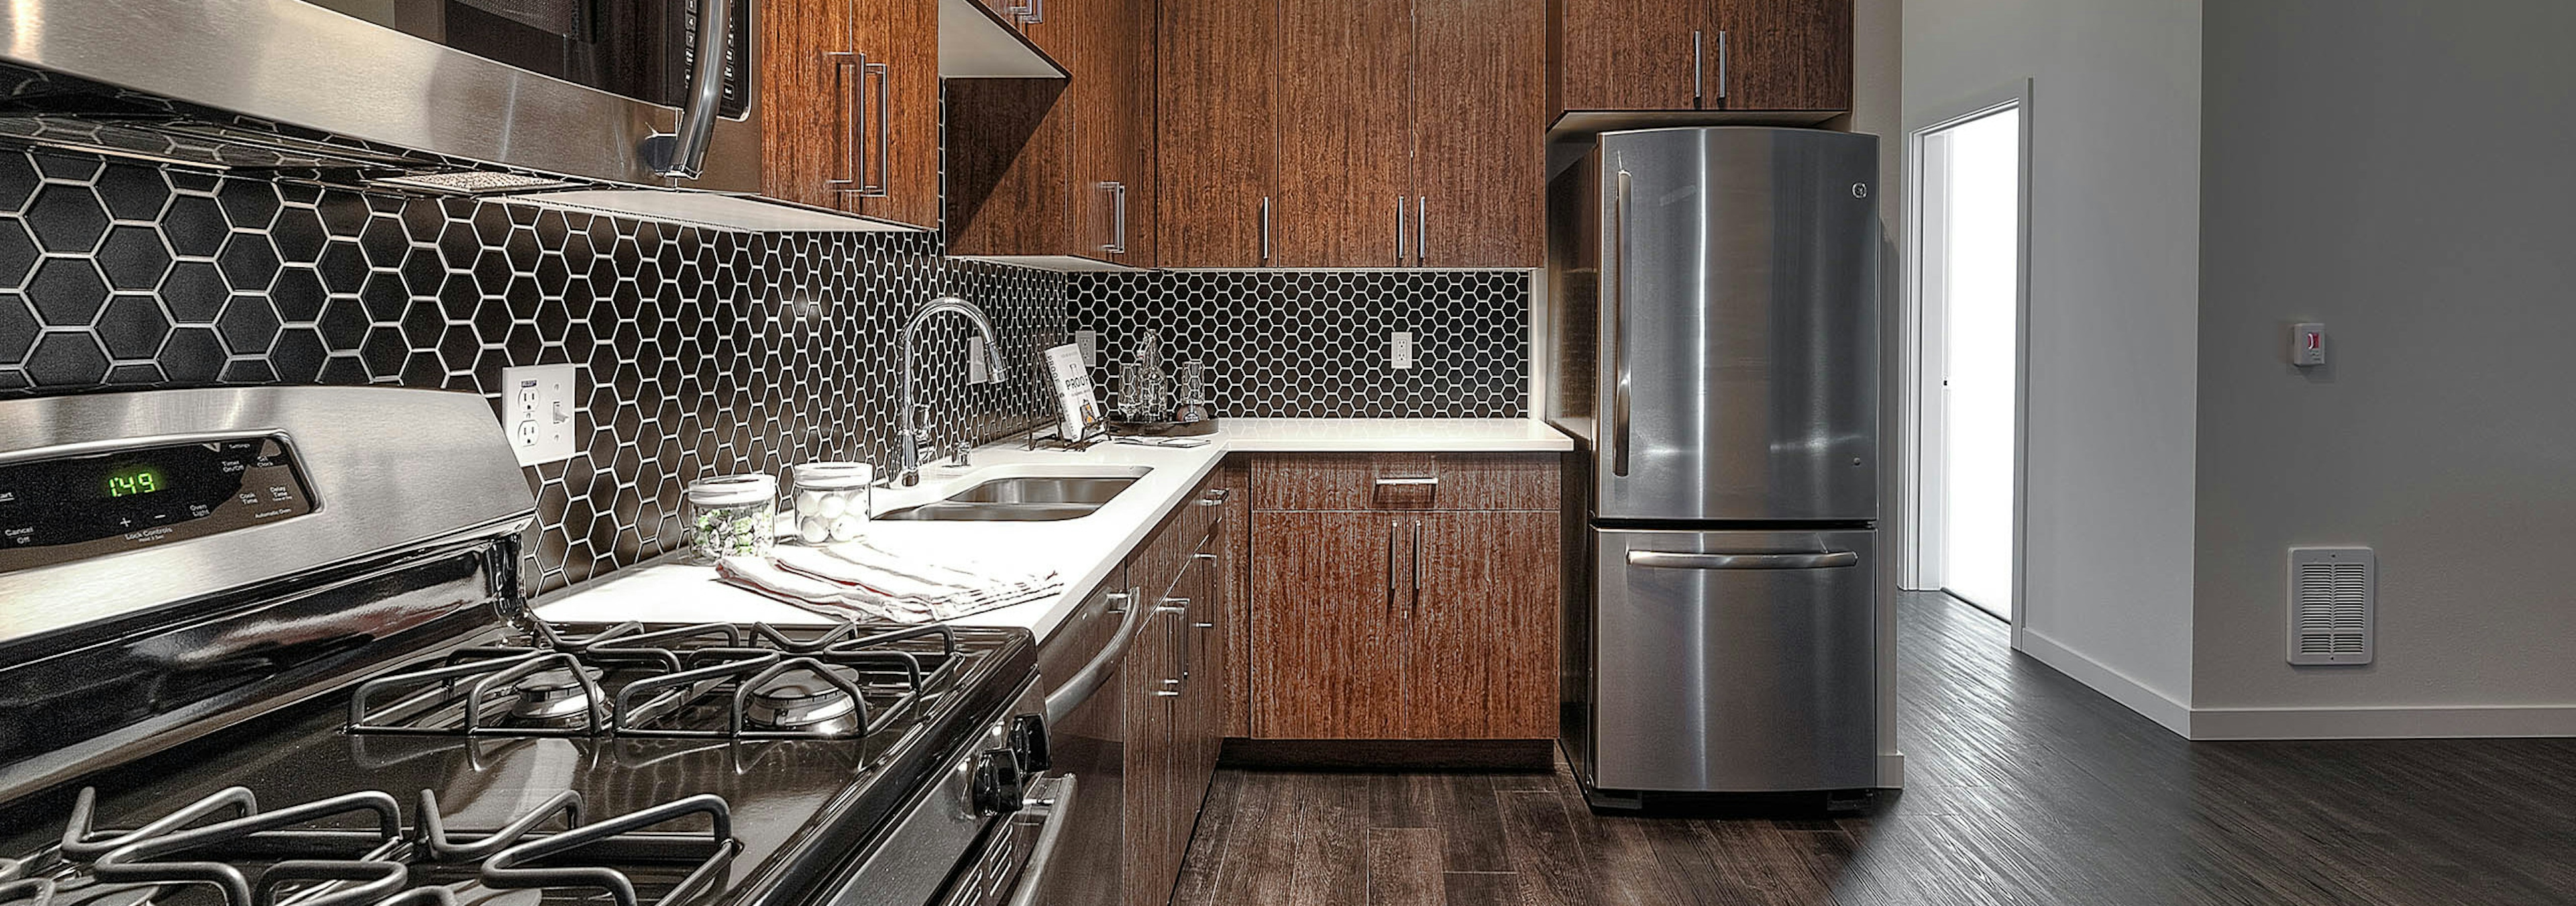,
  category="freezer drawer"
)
[1583,527,1878,793]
